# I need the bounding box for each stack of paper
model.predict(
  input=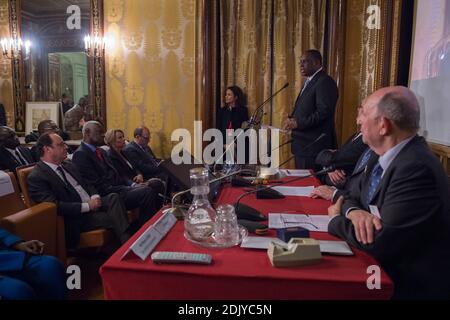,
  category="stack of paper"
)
[268,213,330,232]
